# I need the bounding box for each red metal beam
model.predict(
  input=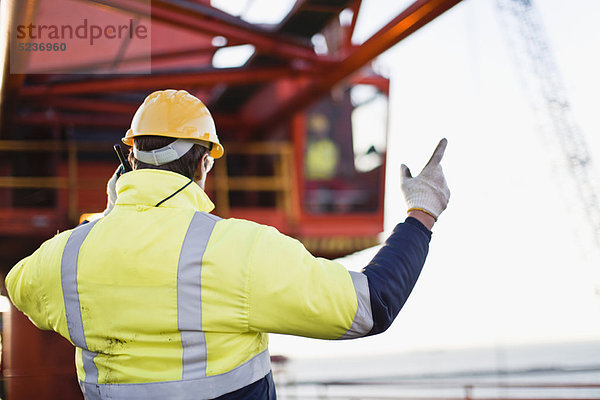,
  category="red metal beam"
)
[352,74,390,96]
[31,45,220,75]
[20,66,301,96]
[86,0,326,64]
[331,0,463,85]
[0,0,38,138]
[344,0,362,51]
[15,110,241,131]
[250,0,464,135]
[32,97,139,115]
[16,112,132,127]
